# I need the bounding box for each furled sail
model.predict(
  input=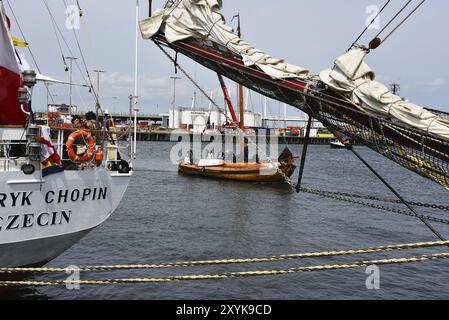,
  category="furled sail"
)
[319,49,449,140]
[140,0,449,141]
[0,3,26,126]
[140,0,310,80]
